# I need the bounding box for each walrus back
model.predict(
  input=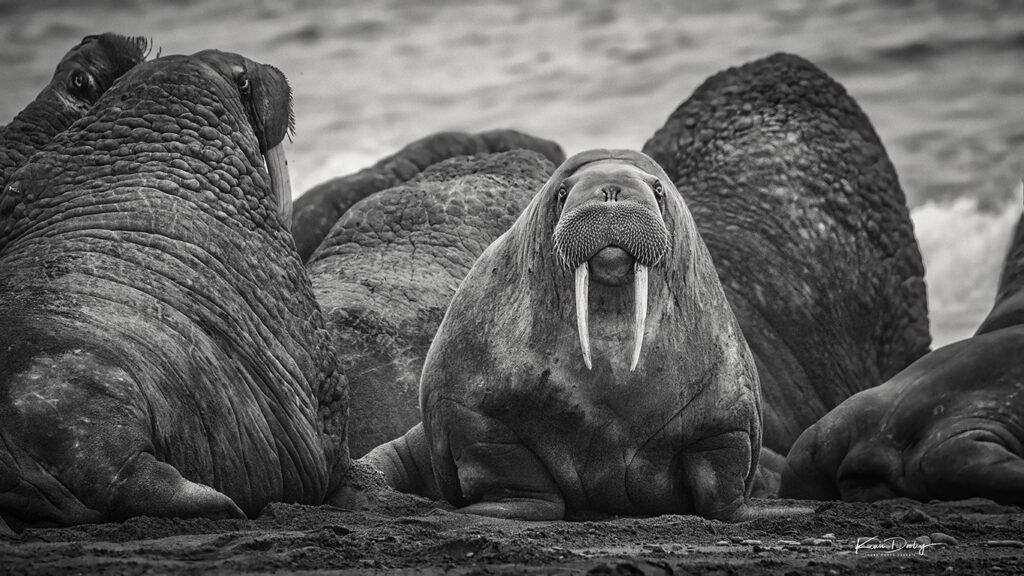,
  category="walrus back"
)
[644,52,930,452]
